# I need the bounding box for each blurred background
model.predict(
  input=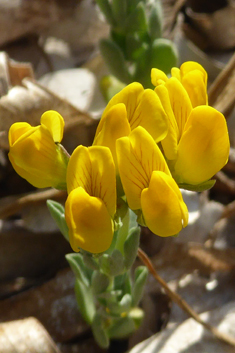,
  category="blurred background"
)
[1,0,235,352]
